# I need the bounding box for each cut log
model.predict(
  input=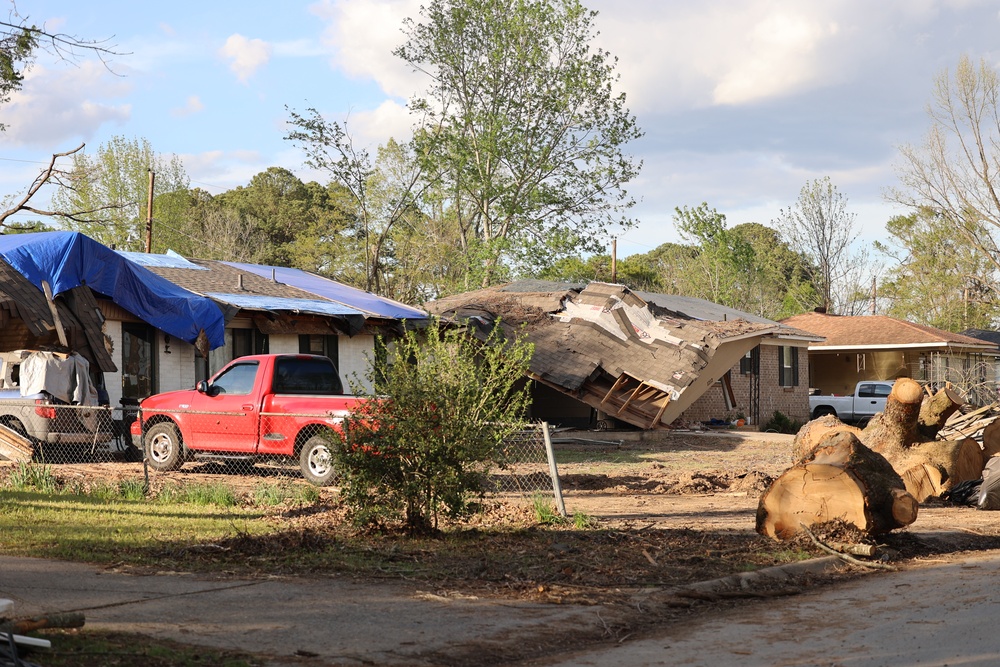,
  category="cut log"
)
[900,463,946,503]
[981,418,1000,459]
[863,377,924,458]
[756,431,918,540]
[791,414,861,462]
[917,387,965,441]
[890,438,985,501]
[0,424,33,462]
